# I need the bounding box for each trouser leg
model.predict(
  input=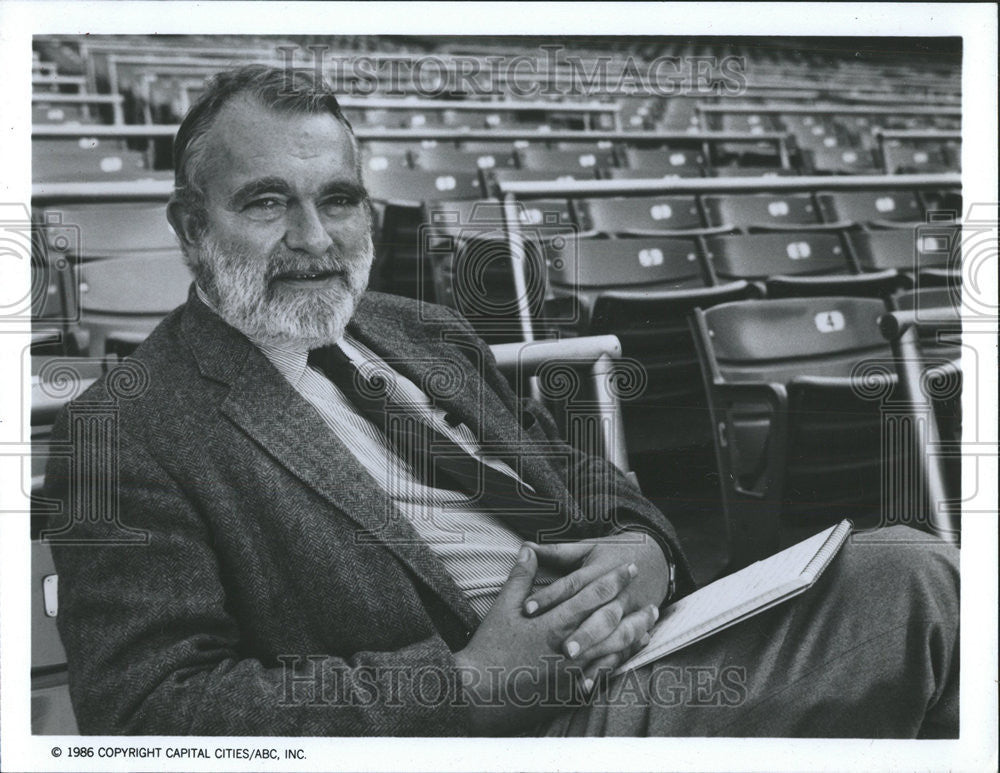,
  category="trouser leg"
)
[544,525,959,737]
